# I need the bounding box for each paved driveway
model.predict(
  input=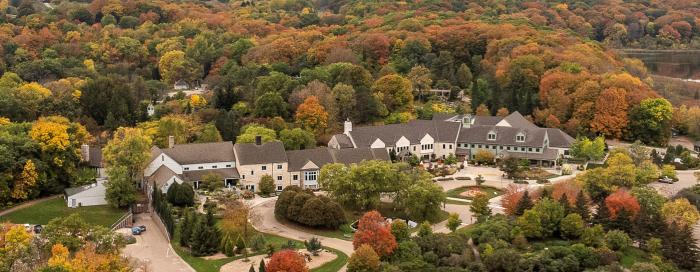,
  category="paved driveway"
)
[122,214,194,272]
[649,170,698,197]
